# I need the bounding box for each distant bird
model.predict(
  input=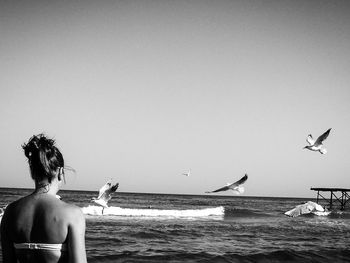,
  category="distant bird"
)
[91,180,119,208]
[182,170,191,177]
[205,174,248,194]
[304,128,331,154]
[285,201,325,217]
